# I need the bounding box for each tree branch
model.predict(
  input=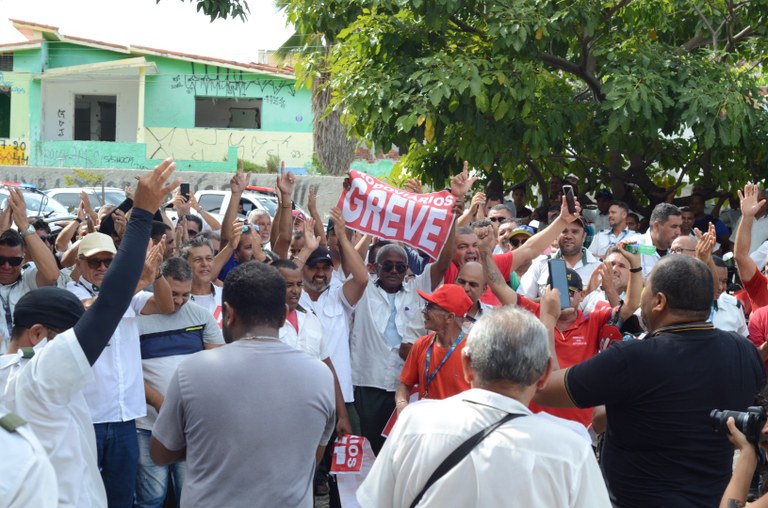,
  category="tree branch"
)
[538,53,604,101]
[692,4,718,51]
[448,16,483,35]
[603,0,633,21]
